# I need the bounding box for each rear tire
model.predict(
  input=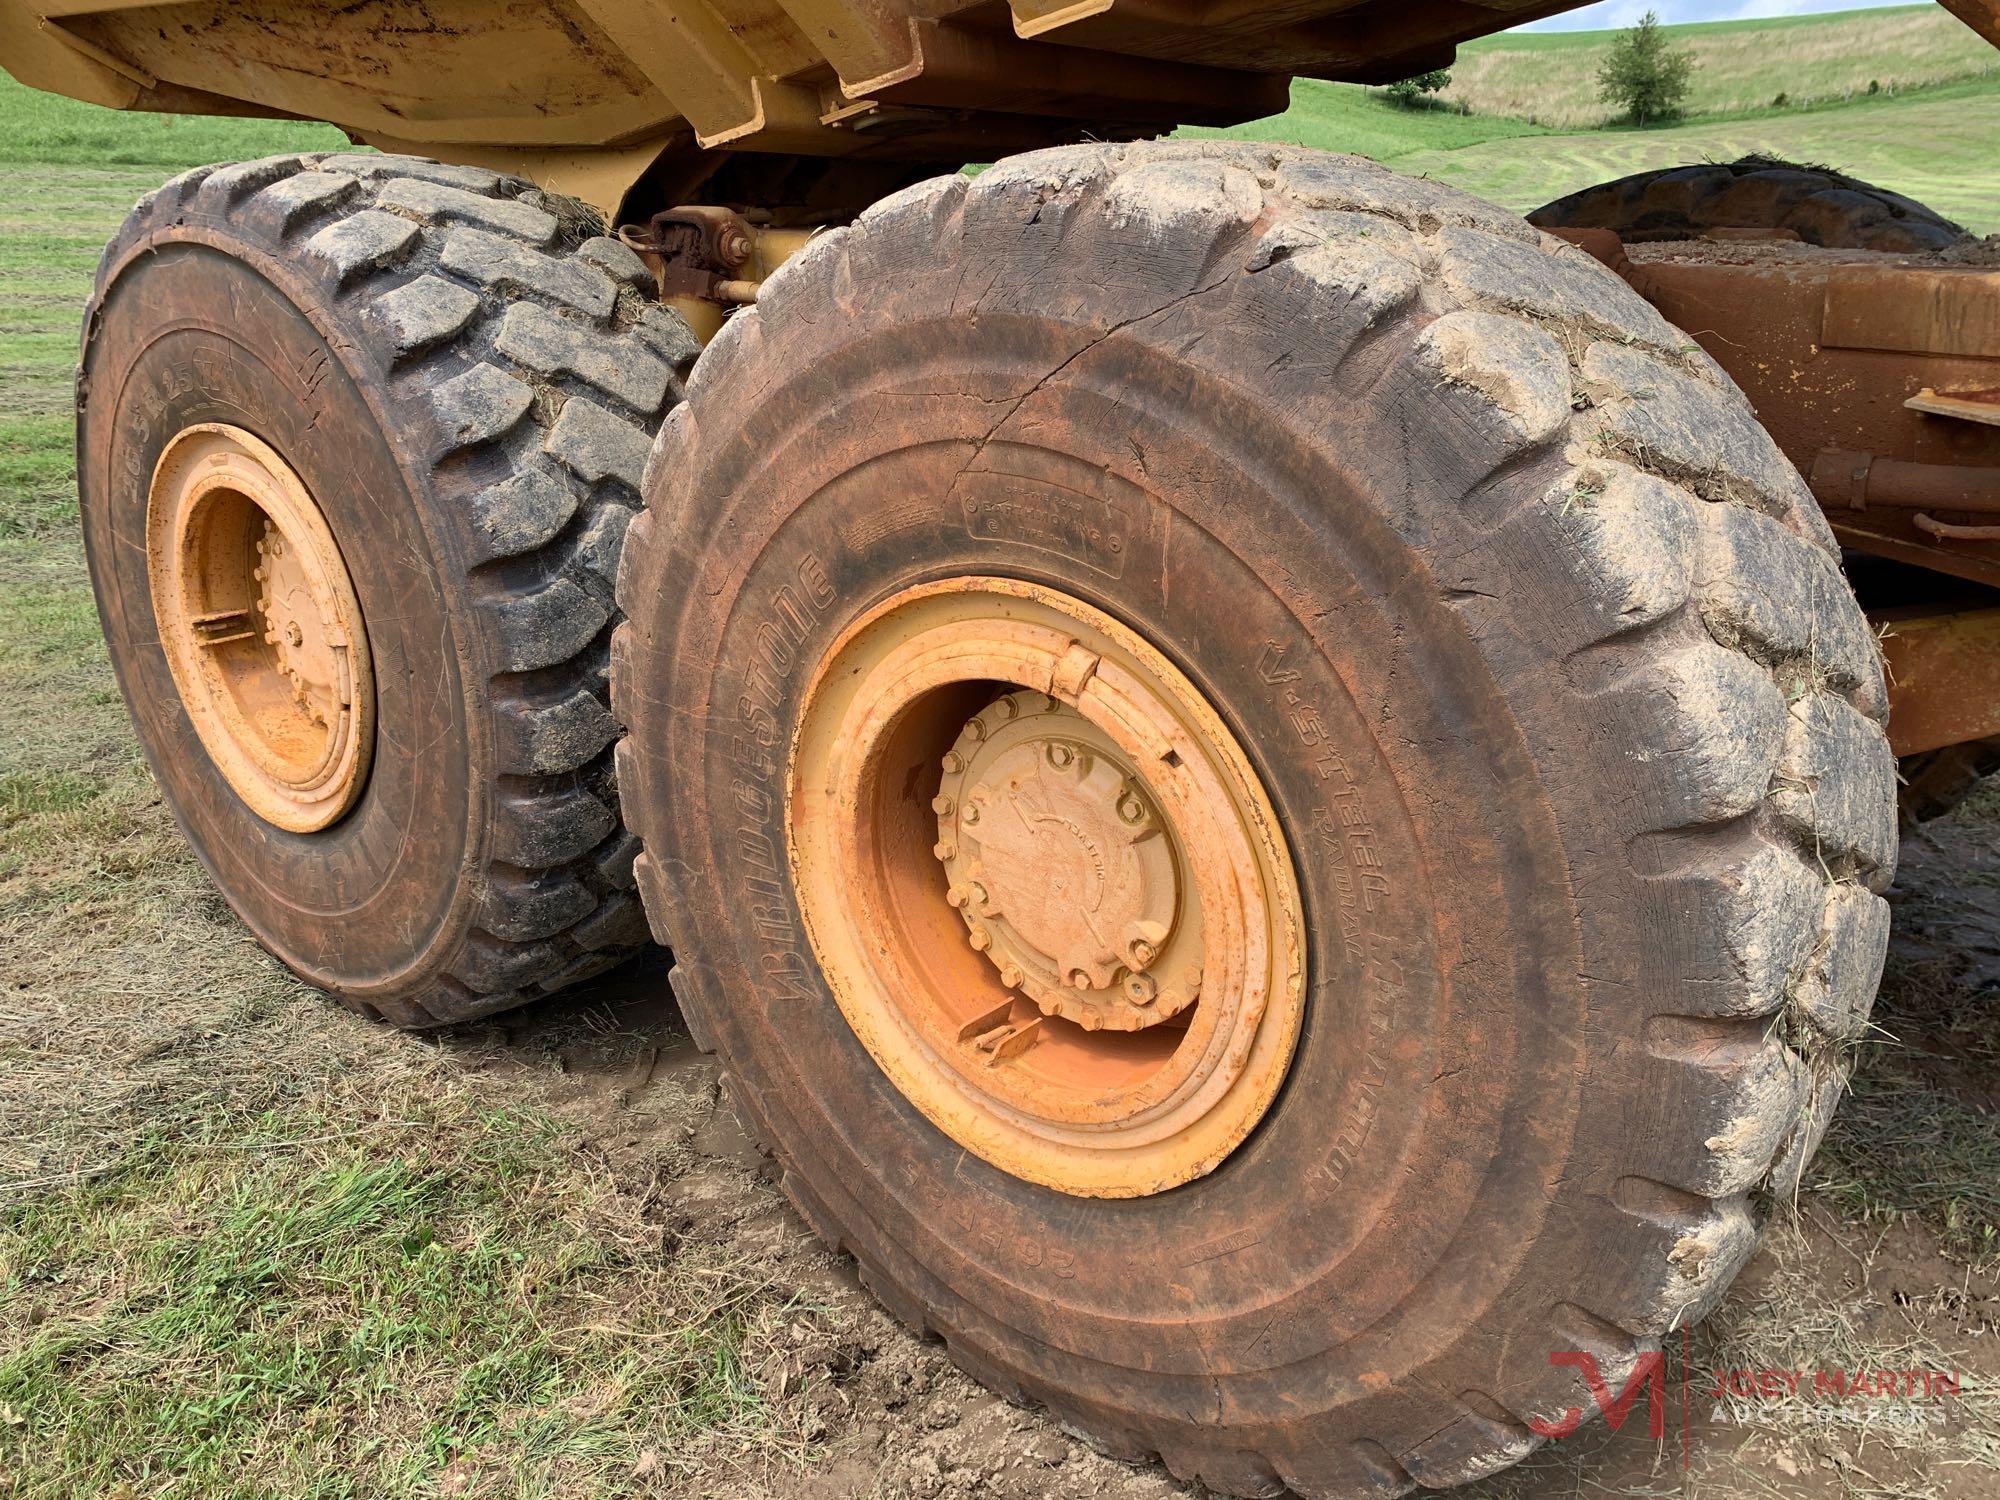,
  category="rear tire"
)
[80,153,696,1026]
[1528,156,1969,253]
[613,143,1897,1494]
